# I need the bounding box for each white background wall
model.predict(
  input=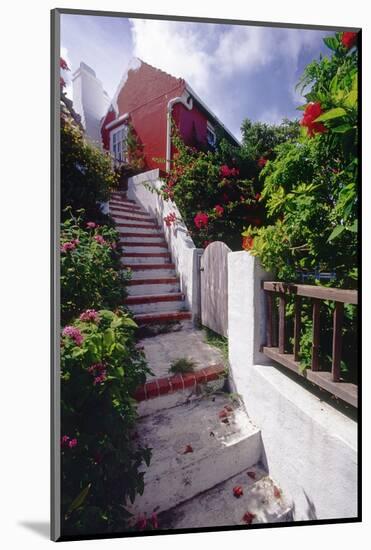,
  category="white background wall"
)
[0,1,369,549]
